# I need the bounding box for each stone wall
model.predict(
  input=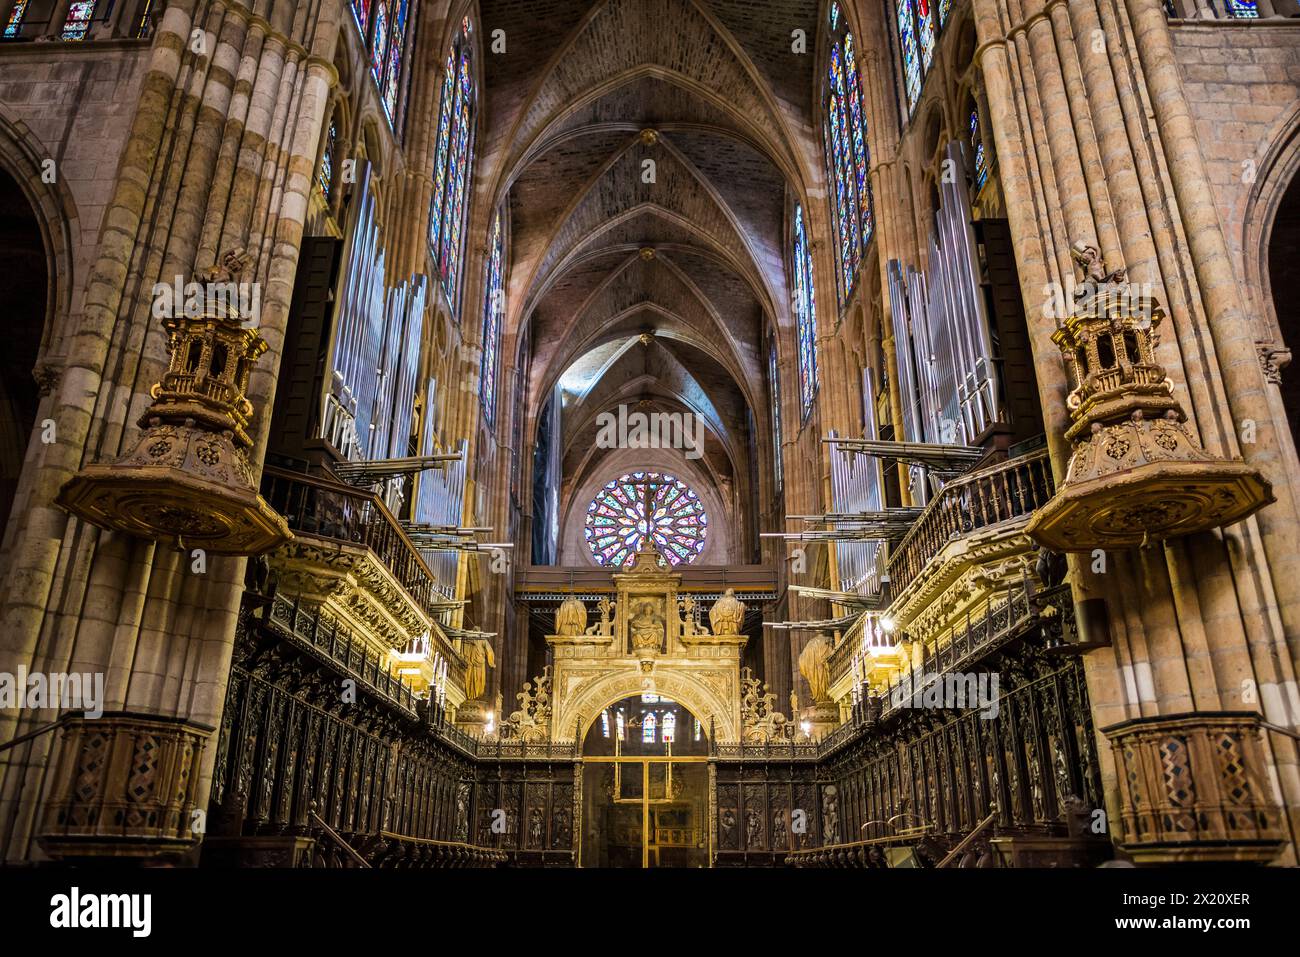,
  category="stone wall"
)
[1172,20,1300,324]
[0,42,150,324]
